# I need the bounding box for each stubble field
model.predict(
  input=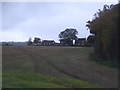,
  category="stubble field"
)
[2,46,118,88]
